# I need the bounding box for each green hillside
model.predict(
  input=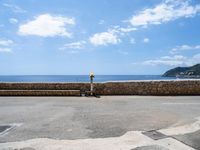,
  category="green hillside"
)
[163,64,200,77]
